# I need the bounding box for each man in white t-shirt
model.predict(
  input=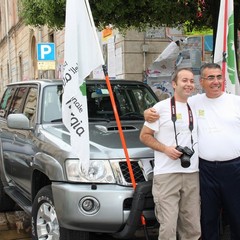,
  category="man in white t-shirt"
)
[144,63,240,240]
[140,68,201,240]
